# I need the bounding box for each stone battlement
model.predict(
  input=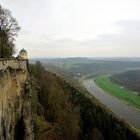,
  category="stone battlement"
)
[0,58,28,71]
